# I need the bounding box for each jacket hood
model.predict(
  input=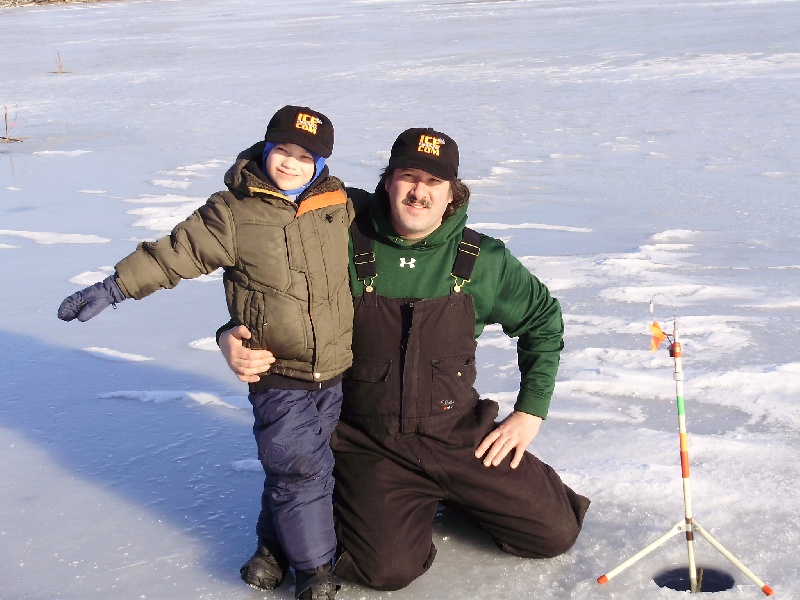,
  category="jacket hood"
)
[223,141,333,200]
[368,182,469,251]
